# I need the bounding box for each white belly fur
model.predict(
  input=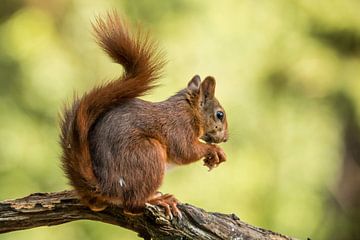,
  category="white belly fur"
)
[166,162,178,171]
